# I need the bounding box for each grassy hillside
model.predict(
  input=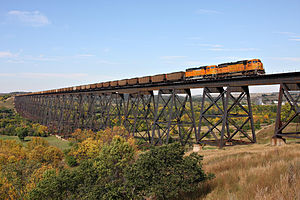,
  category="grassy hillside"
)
[256,123,299,144]
[184,124,300,200]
